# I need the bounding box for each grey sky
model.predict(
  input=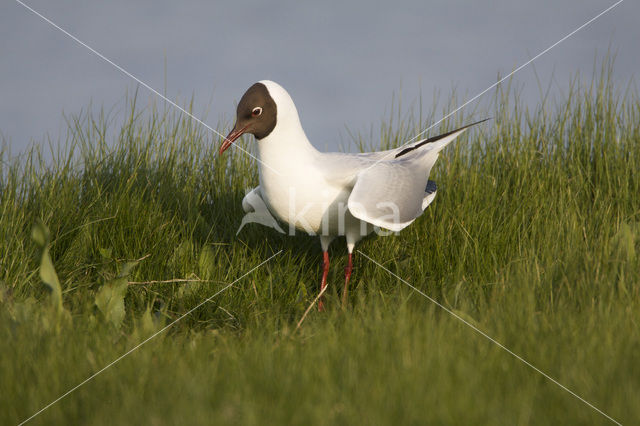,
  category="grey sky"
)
[1,0,637,156]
